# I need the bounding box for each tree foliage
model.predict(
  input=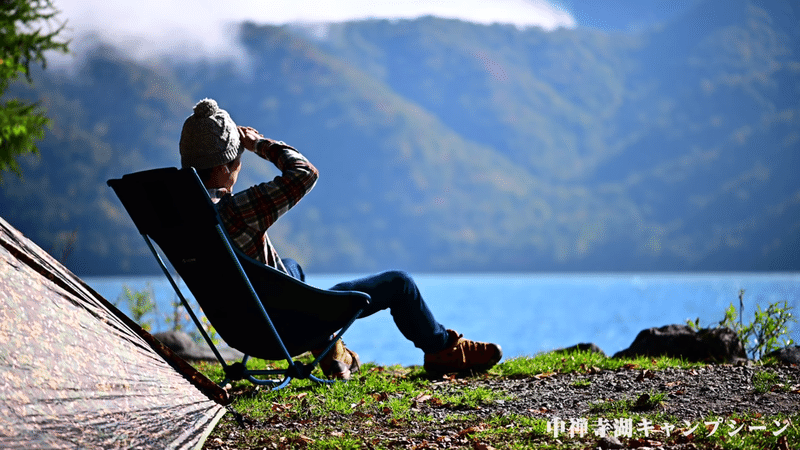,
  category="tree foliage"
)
[0,0,68,179]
